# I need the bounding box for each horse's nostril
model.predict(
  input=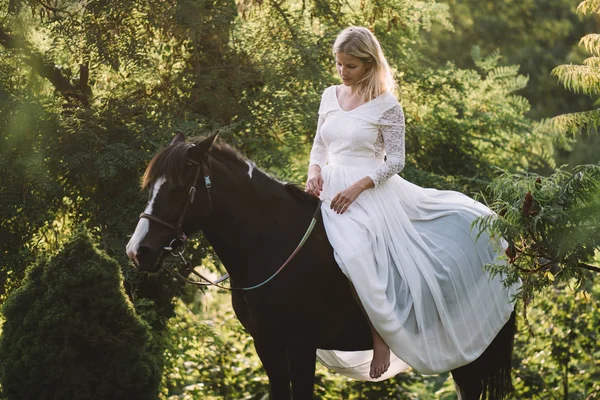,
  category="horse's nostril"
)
[136,245,156,269]
[137,245,152,256]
